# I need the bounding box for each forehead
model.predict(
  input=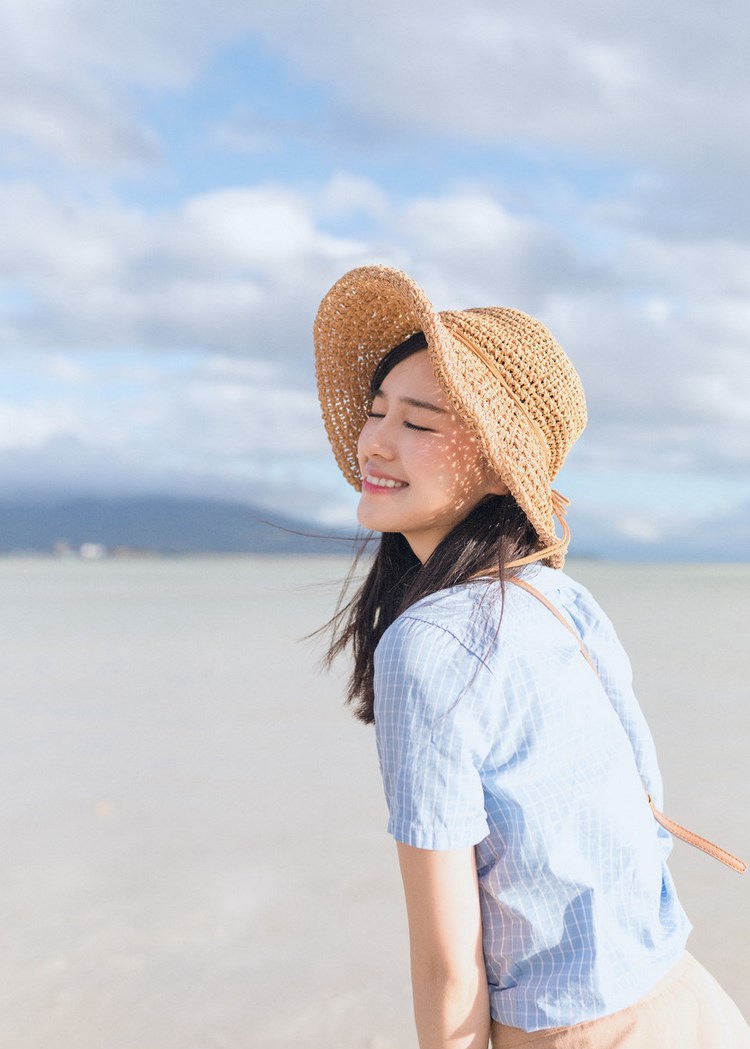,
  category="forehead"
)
[375,349,446,400]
